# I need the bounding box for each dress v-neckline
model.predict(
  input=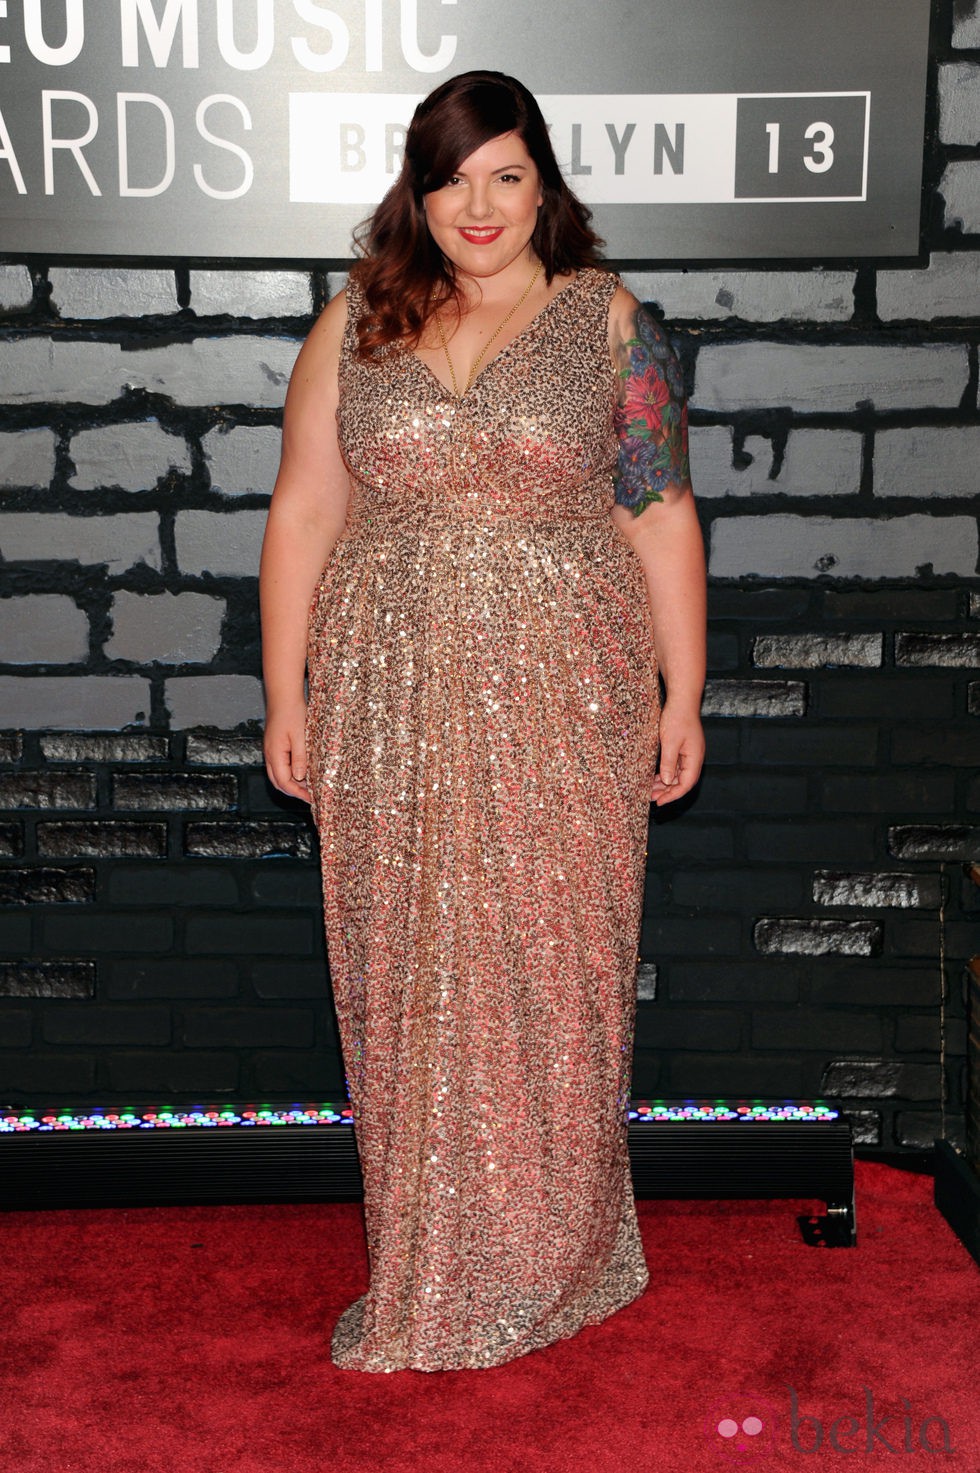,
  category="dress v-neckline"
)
[407,271,587,402]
